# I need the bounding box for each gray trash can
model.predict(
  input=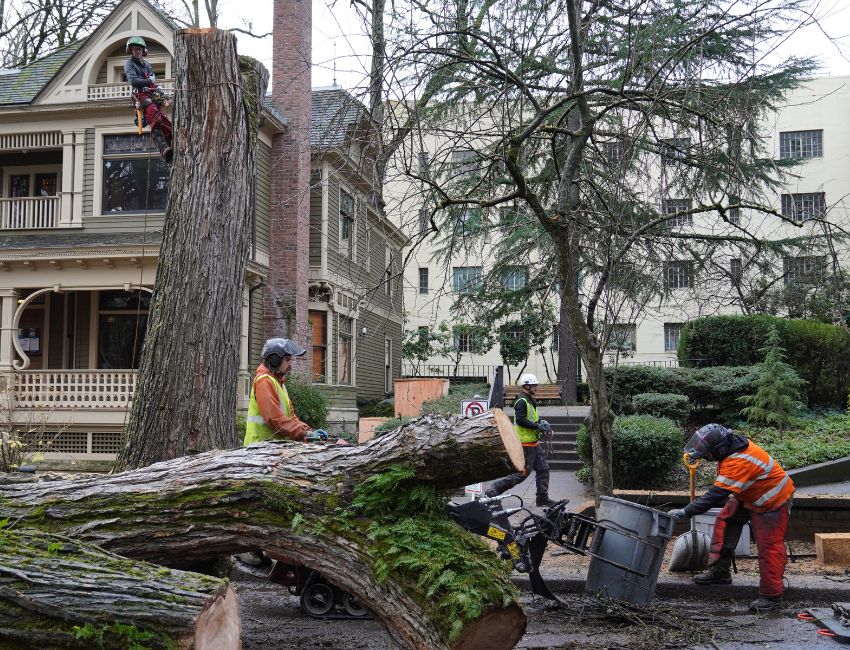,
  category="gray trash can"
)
[585,496,674,604]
